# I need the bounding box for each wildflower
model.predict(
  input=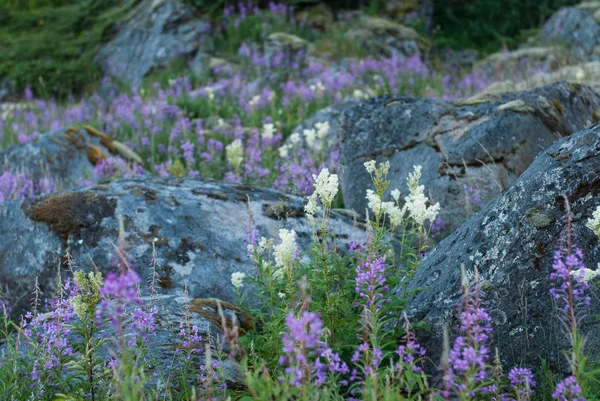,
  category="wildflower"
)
[262,123,275,139]
[289,132,301,145]
[278,144,290,158]
[364,160,376,174]
[586,205,600,238]
[315,121,329,141]
[391,188,401,202]
[552,376,585,401]
[404,165,440,231]
[303,128,317,148]
[279,311,348,387]
[231,272,246,289]
[226,139,244,173]
[274,229,297,271]
[506,367,536,400]
[311,168,338,207]
[549,247,590,312]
